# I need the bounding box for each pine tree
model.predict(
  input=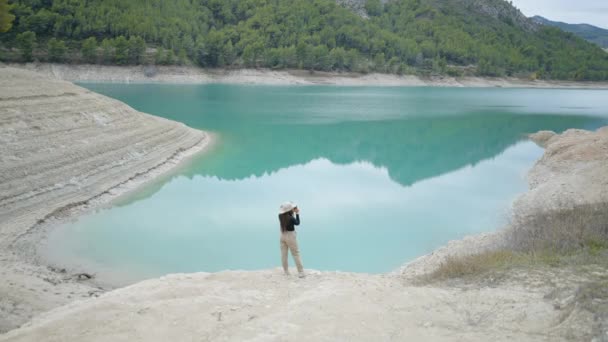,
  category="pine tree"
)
[47,38,67,62]
[113,36,129,64]
[101,39,114,64]
[154,48,164,65]
[128,36,146,64]
[81,37,98,63]
[164,49,175,65]
[365,0,382,17]
[16,31,36,62]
